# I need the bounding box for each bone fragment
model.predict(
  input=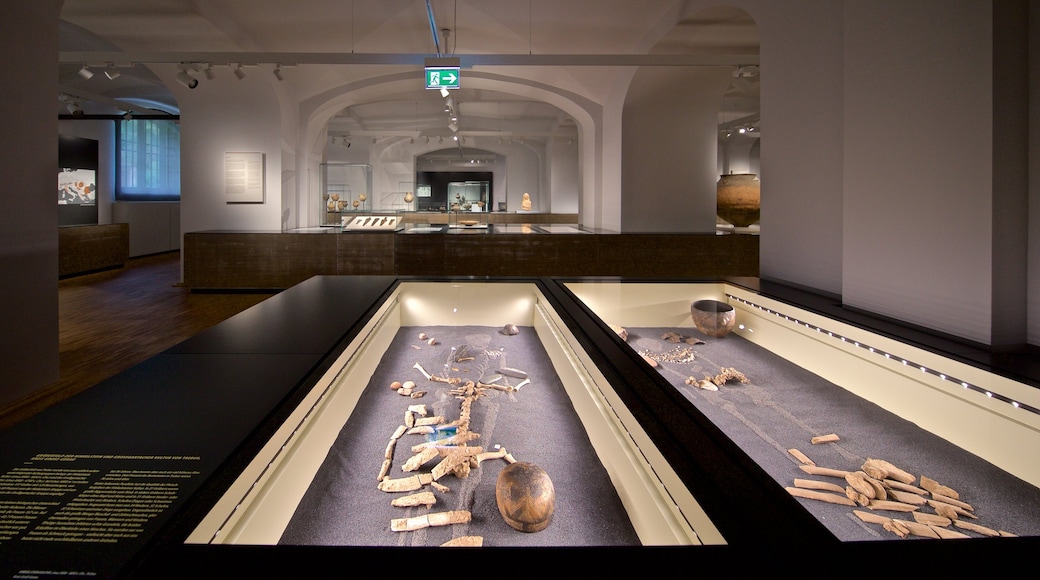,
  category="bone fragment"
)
[845,486,870,507]
[498,367,528,379]
[378,459,392,481]
[441,536,483,547]
[431,481,450,493]
[384,439,397,460]
[862,458,916,485]
[391,491,437,507]
[920,475,960,500]
[883,519,909,538]
[433,448,485,480]
[811,433,840,445]
[378,473,434,493]
[793,478,845,494]
[414,416,446,426]
[788,449,816,466]
[785,486,857,506]
[881,479,927,496]
[405,411,415,428]
[926,499,976,519]
[408,404,428,416]
[893,519,940,539]
[407,426,435,435]
[931,503,960,521]
[999,531,1019,537]
[411,431,480,453]
[912,512,952,527]
[391,510,471,532]
[475,447,509,465]
[867,499,919,513]
[886,489,928,506]
[410,390,426,398]
[513,378,531,391]
[402,447,441,472]
[845,471,877,500]
[952,520,999,537]
[413,362,432,380]
[853,510,892,526]
[799,464,850,479]
[930,525,971,539]
[390,425,407,441]
[928,493,973,512]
